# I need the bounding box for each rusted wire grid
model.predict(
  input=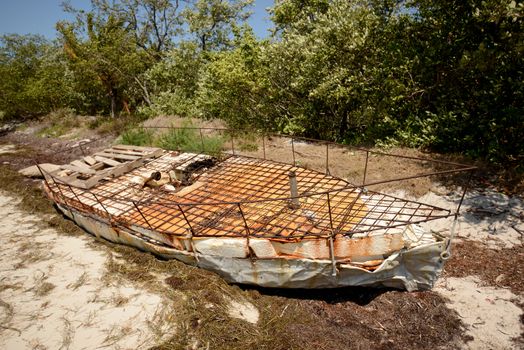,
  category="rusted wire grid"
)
[40,124,476,196]
[143,125,478,212]
[42,152,458,240]
[38,154,457,241]
[36,125,476,240]
[127,184,451,240]
[46,181,453,242]
[69,169,453,240]
[126,145,475,212]
[44,183,451,241]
